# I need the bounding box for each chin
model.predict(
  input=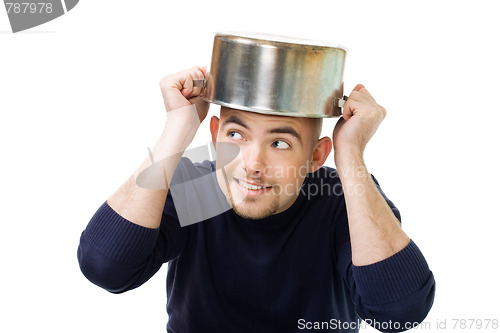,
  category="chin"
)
[216,170,286,220]
[227,187,281,220]
[232,203,278,220]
